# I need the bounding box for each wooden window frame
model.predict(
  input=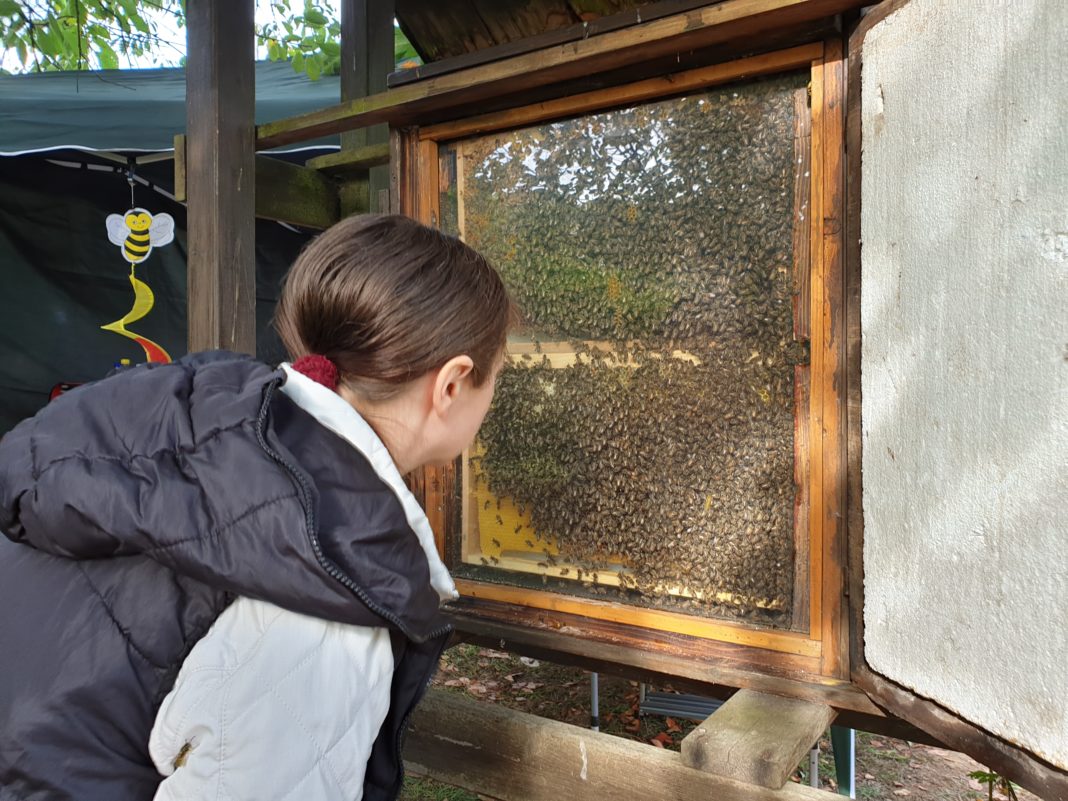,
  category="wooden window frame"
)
[398,40,848,684]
